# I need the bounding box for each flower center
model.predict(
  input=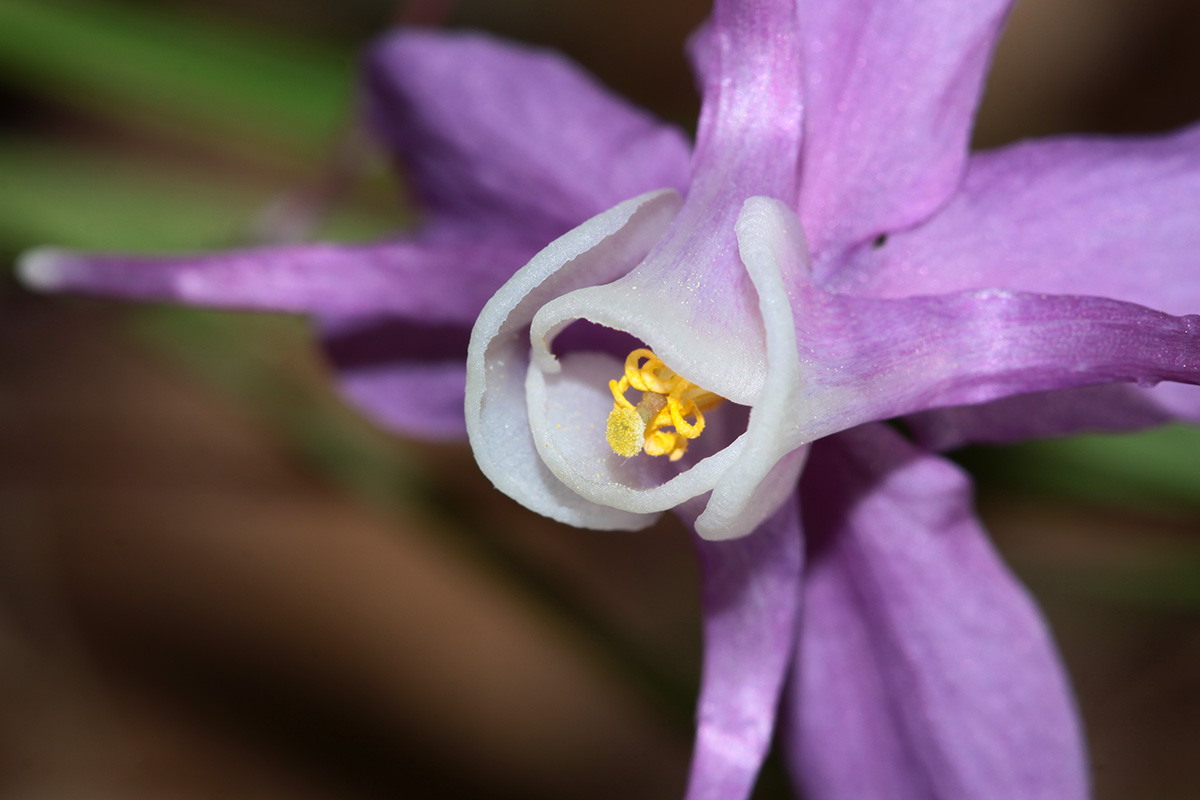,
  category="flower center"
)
[605,348,725,461]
